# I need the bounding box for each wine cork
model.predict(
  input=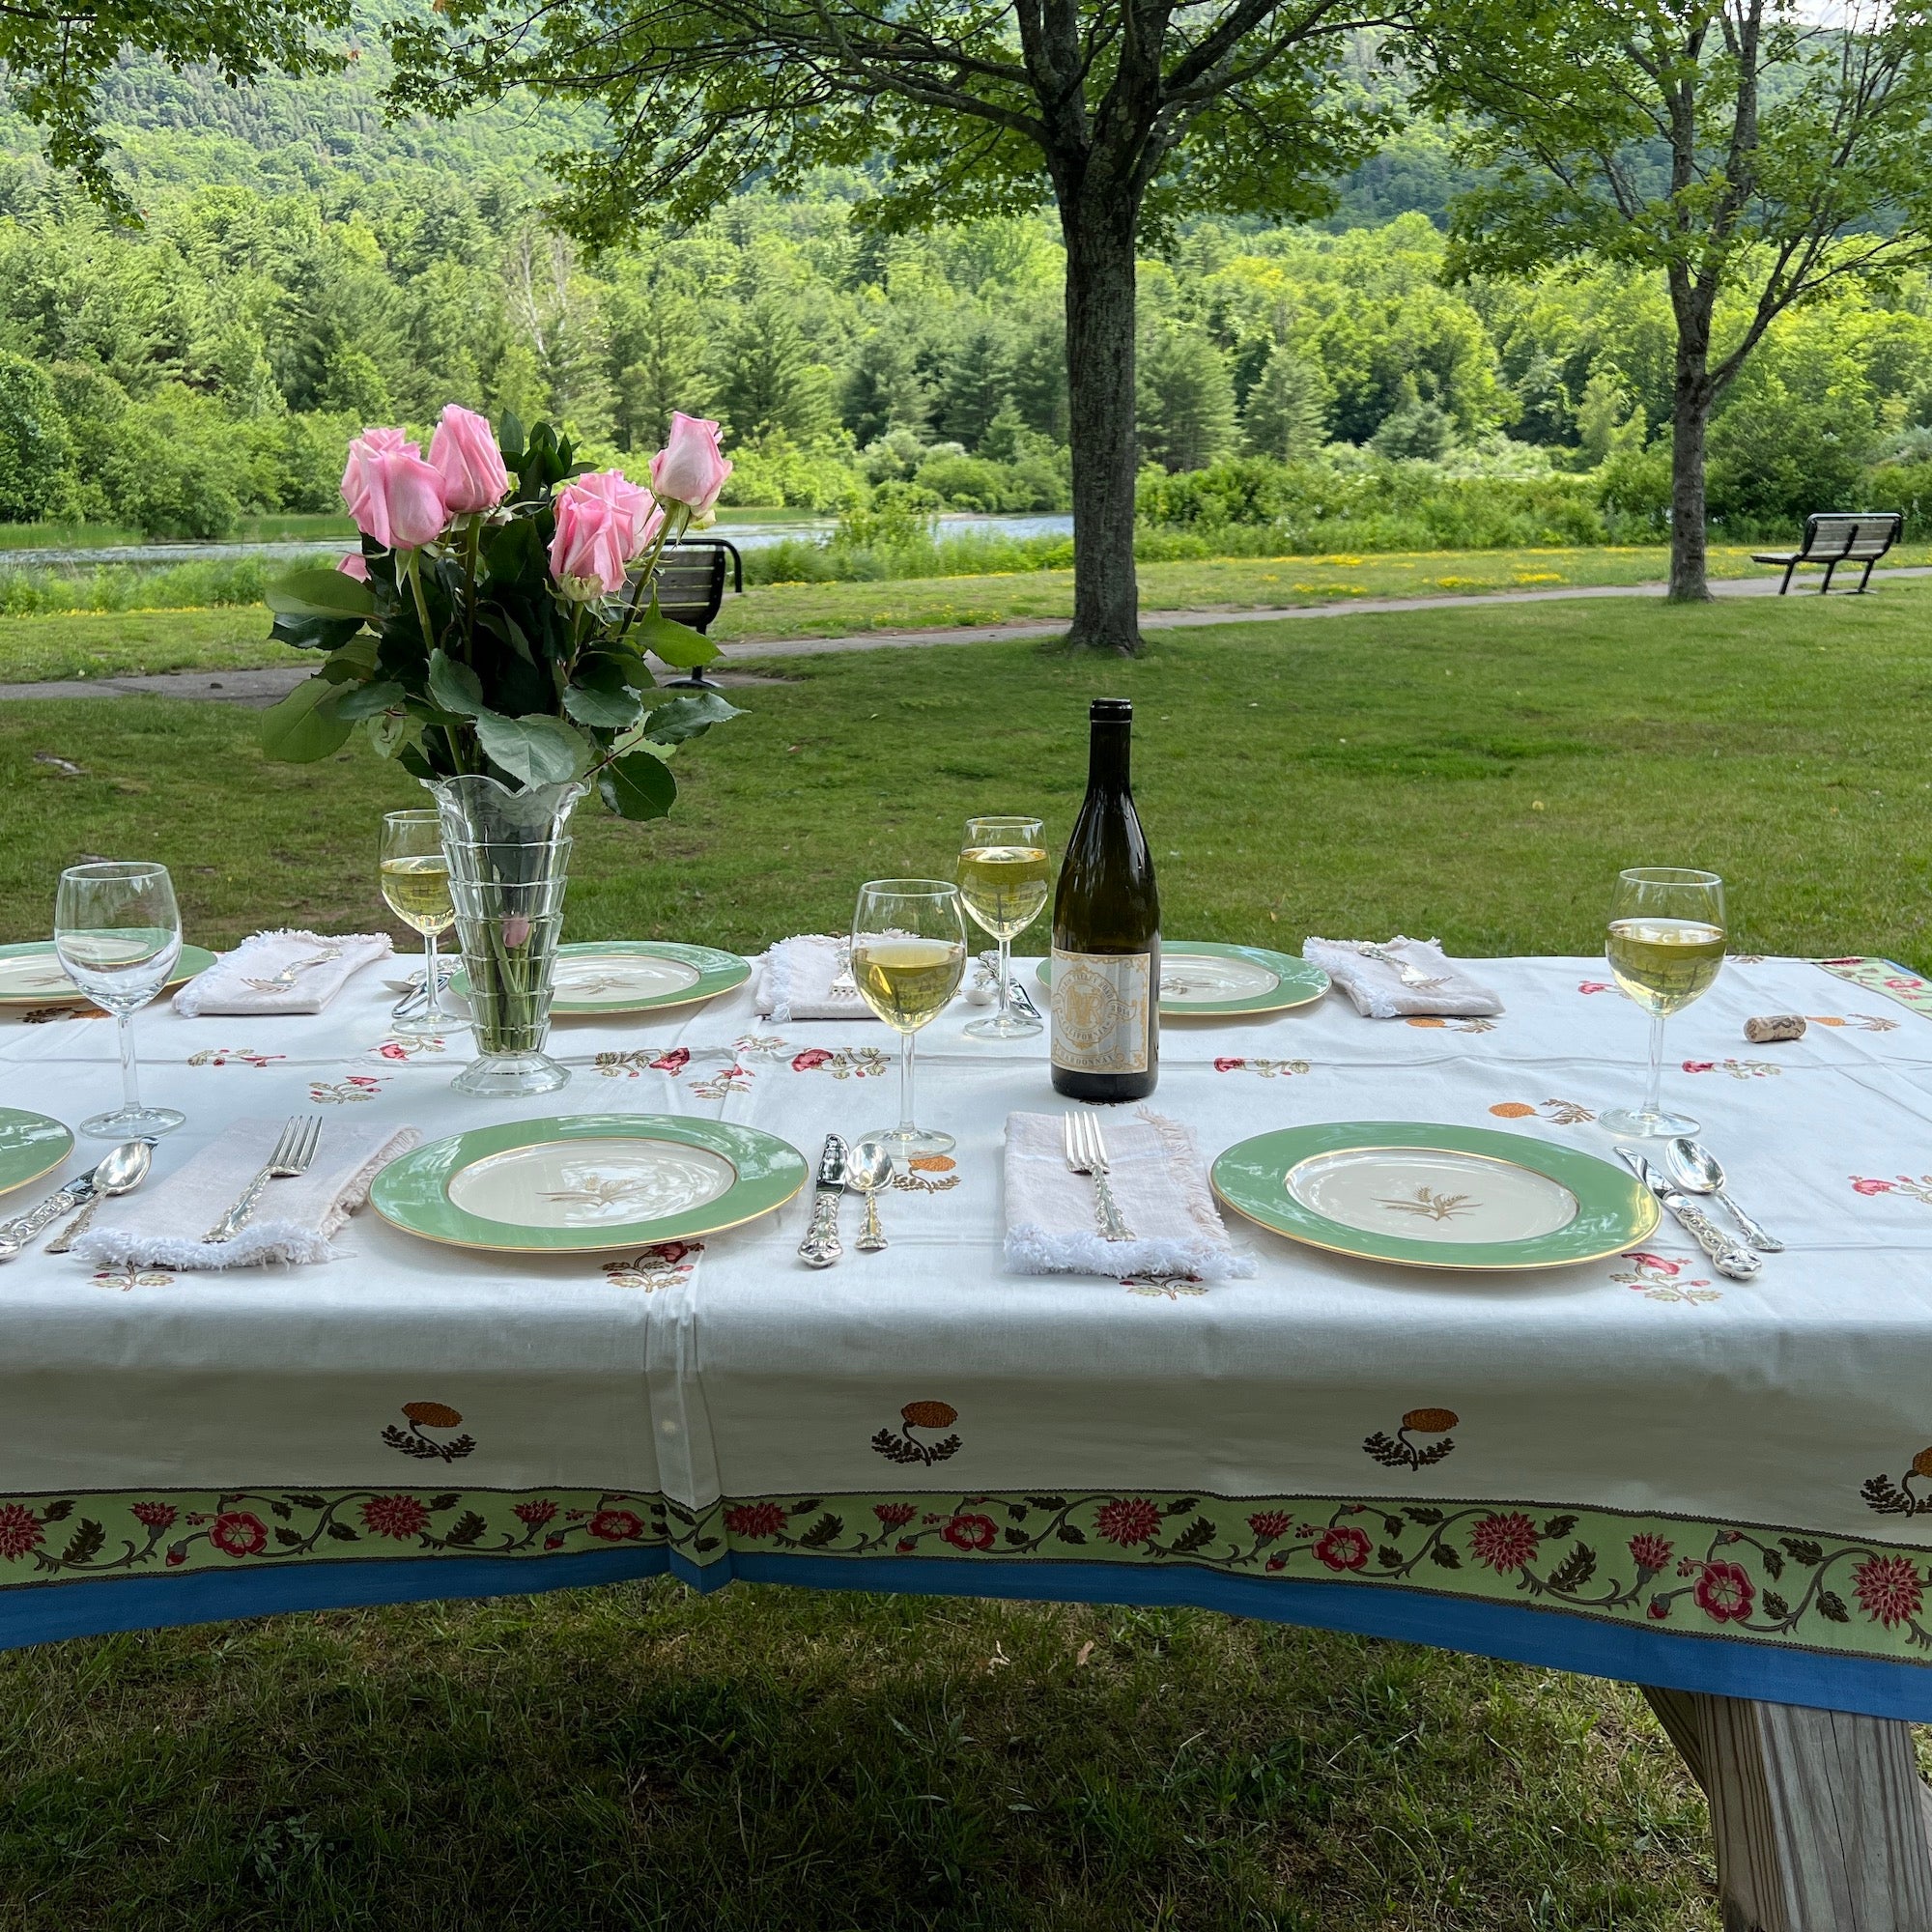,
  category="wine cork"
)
[1744,1014,1805,1043]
